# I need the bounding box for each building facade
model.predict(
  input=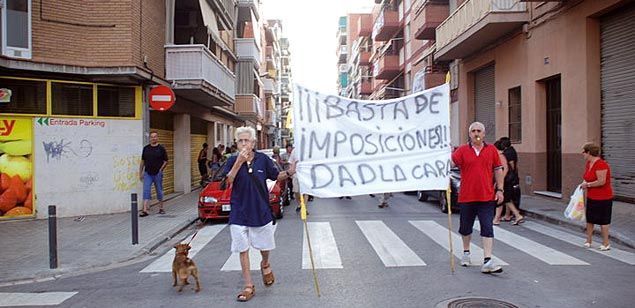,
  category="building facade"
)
[0,0,291,219]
